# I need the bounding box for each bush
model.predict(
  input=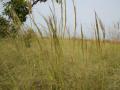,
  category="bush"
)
[23,28,35,48]
[0,15,17,38]
[0,16,10,38]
